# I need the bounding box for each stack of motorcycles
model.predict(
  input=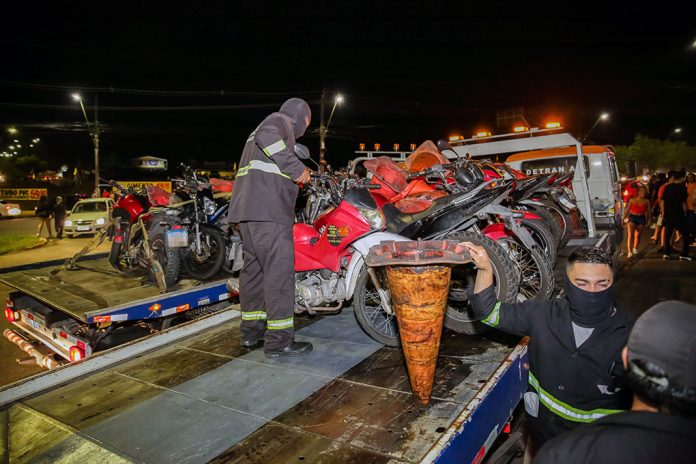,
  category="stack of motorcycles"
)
[106,141,581,346]
[107,165,242,291]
